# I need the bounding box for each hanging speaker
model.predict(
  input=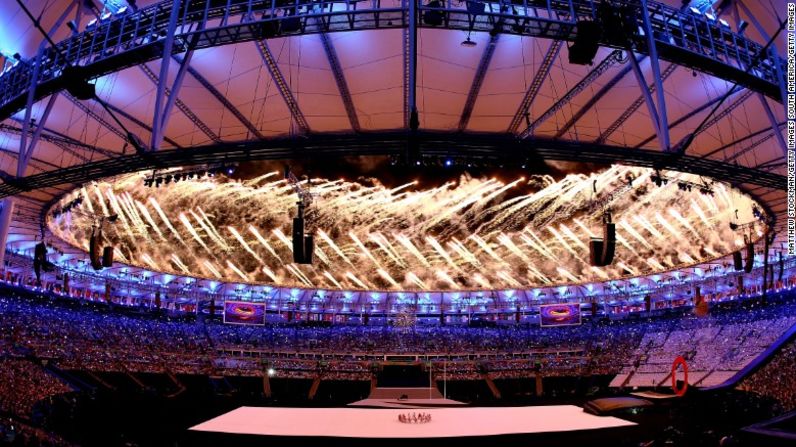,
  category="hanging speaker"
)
[589,239,604,266]
[301,235,314,265]
[102,246,114,267]
[744,243,754,273]
[89,231,103,271]
[292,217,305,263]
[568,20,601,65]
[733,251,743,271]
[601,222,616,265]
